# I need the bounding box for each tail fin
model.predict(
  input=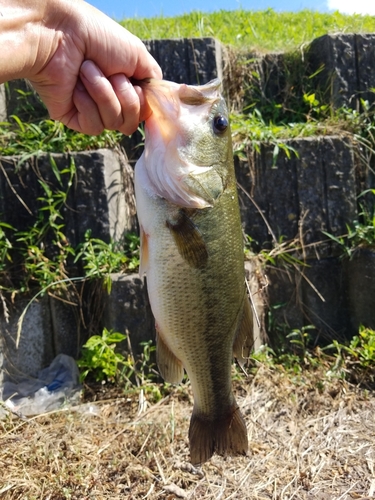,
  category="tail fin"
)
[188,403,248,466]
